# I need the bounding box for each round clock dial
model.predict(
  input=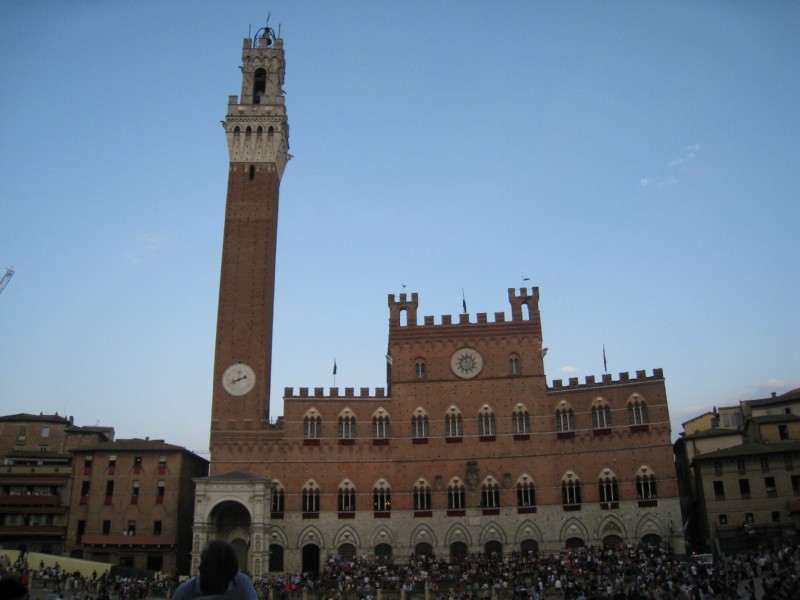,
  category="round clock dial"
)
[450,347,483,379]
[222,363,256,396]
